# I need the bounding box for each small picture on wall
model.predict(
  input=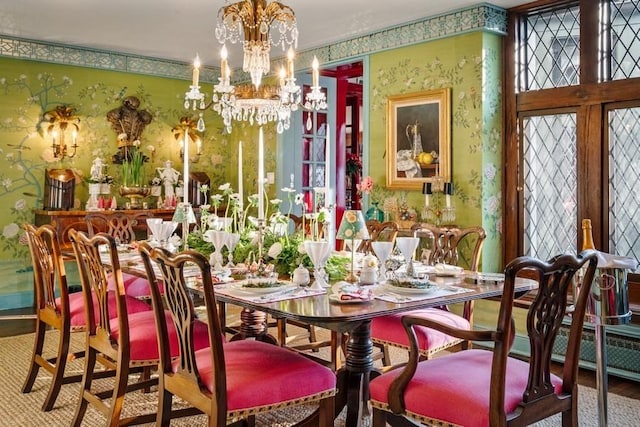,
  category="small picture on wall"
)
[385,88,451,190]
